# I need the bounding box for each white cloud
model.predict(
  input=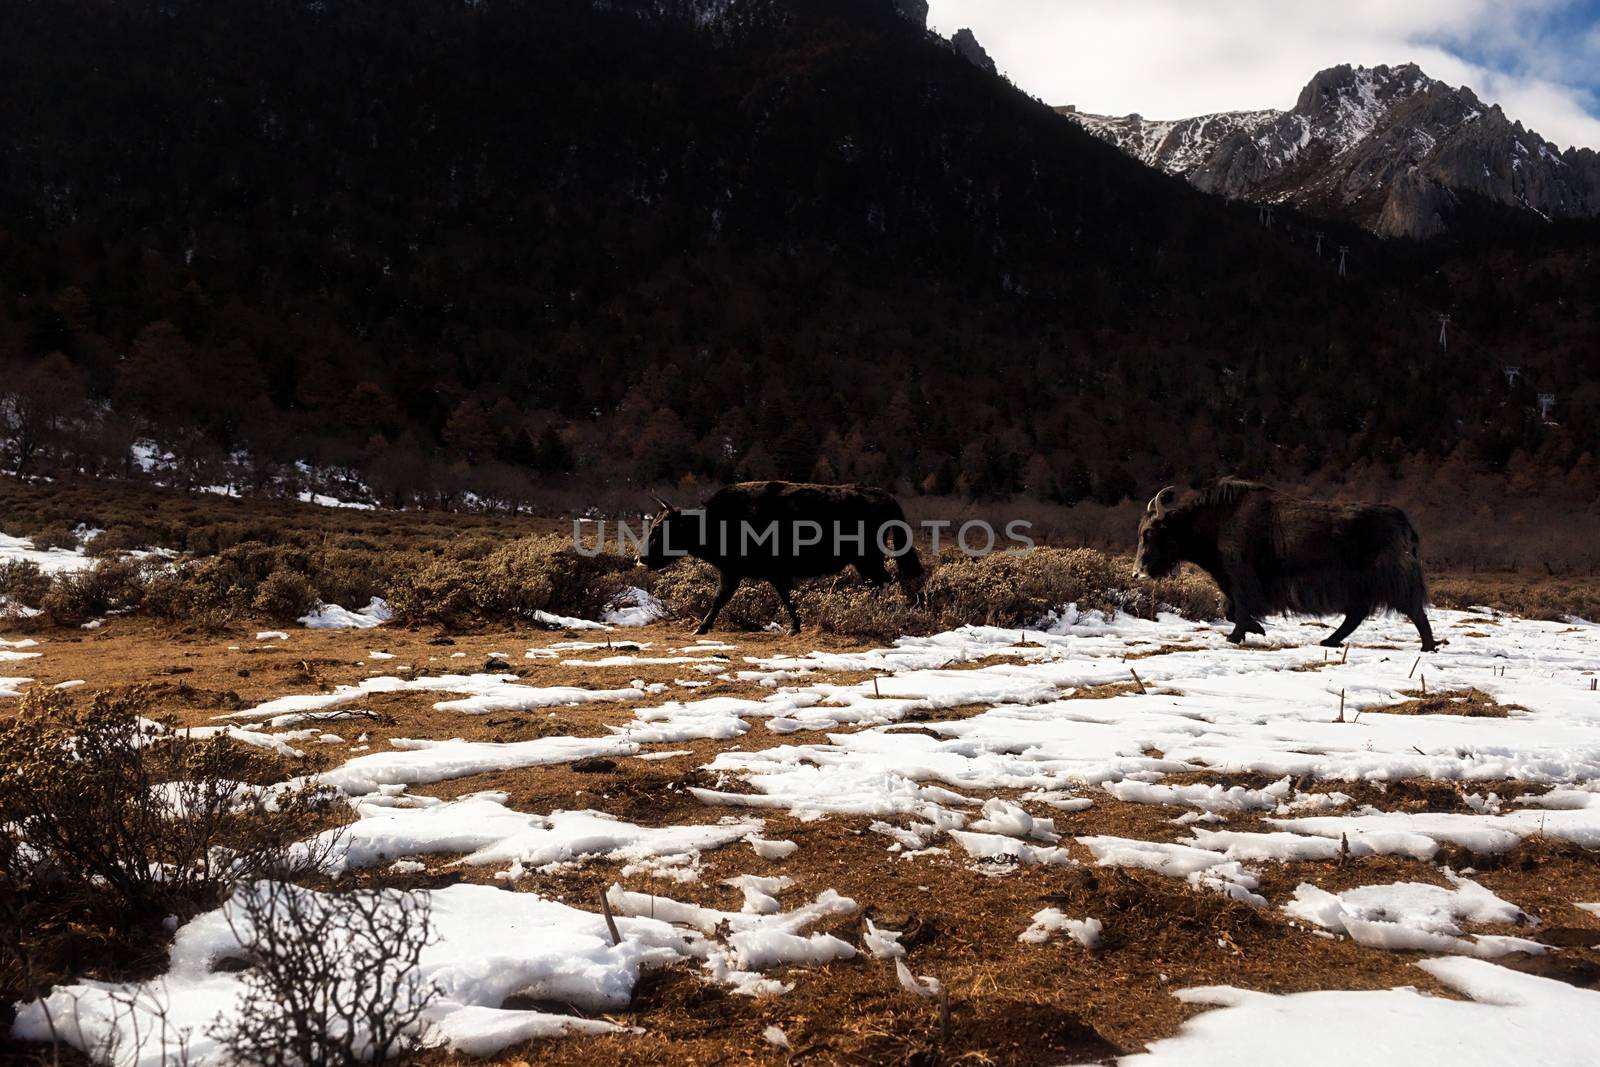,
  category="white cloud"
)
[925,0,1600,150]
